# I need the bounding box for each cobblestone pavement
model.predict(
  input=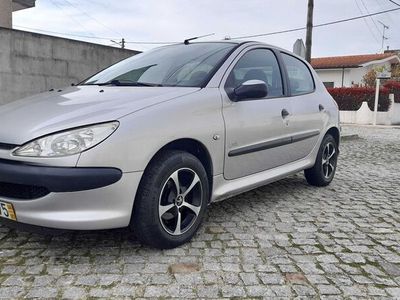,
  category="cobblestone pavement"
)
[0,125,399,299]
